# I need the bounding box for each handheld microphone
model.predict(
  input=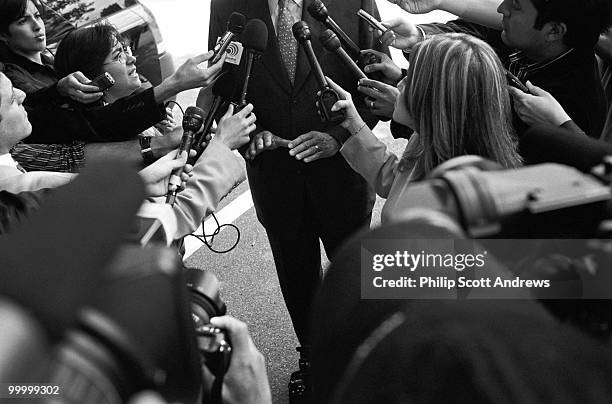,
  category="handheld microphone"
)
[292,21,345,125]
[307,0,360,60]
[190,74,236,164]
[210,12,246,65]
[237,19,268,109]
[166,106,205,205]
[320,30,366,80]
